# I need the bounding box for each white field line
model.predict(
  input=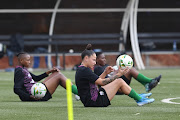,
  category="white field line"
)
[161,97,180,104]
